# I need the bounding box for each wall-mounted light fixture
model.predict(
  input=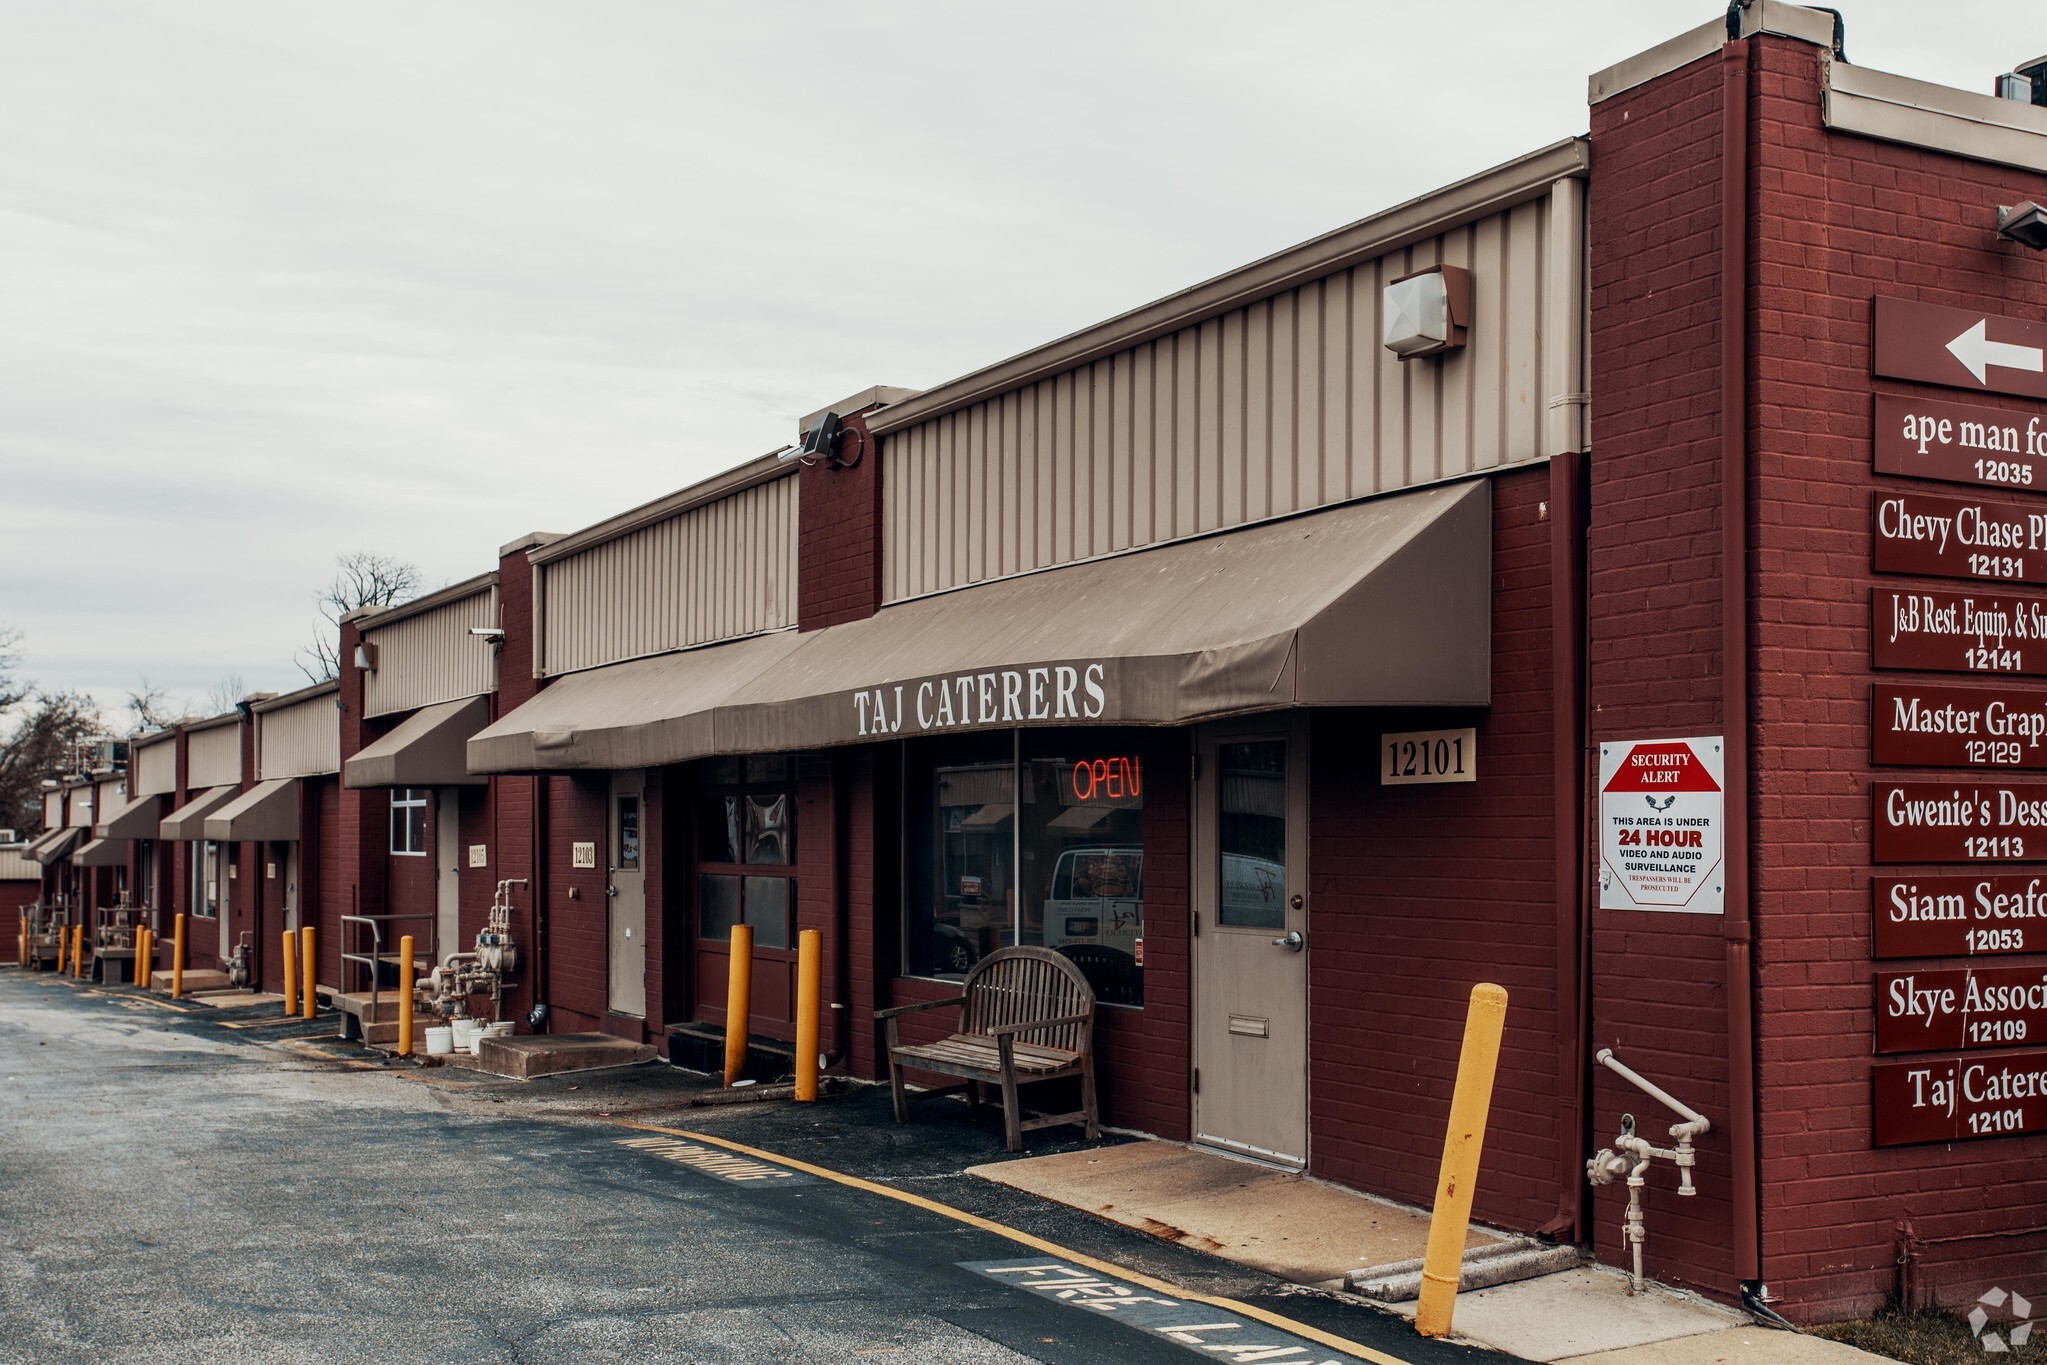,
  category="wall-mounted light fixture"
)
[776,410,869,469]
[354,641,378,672]
[233,699,254,721]
[1383,264,1472,361]
[1997,202,2047,251]
[468,626,506,646]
